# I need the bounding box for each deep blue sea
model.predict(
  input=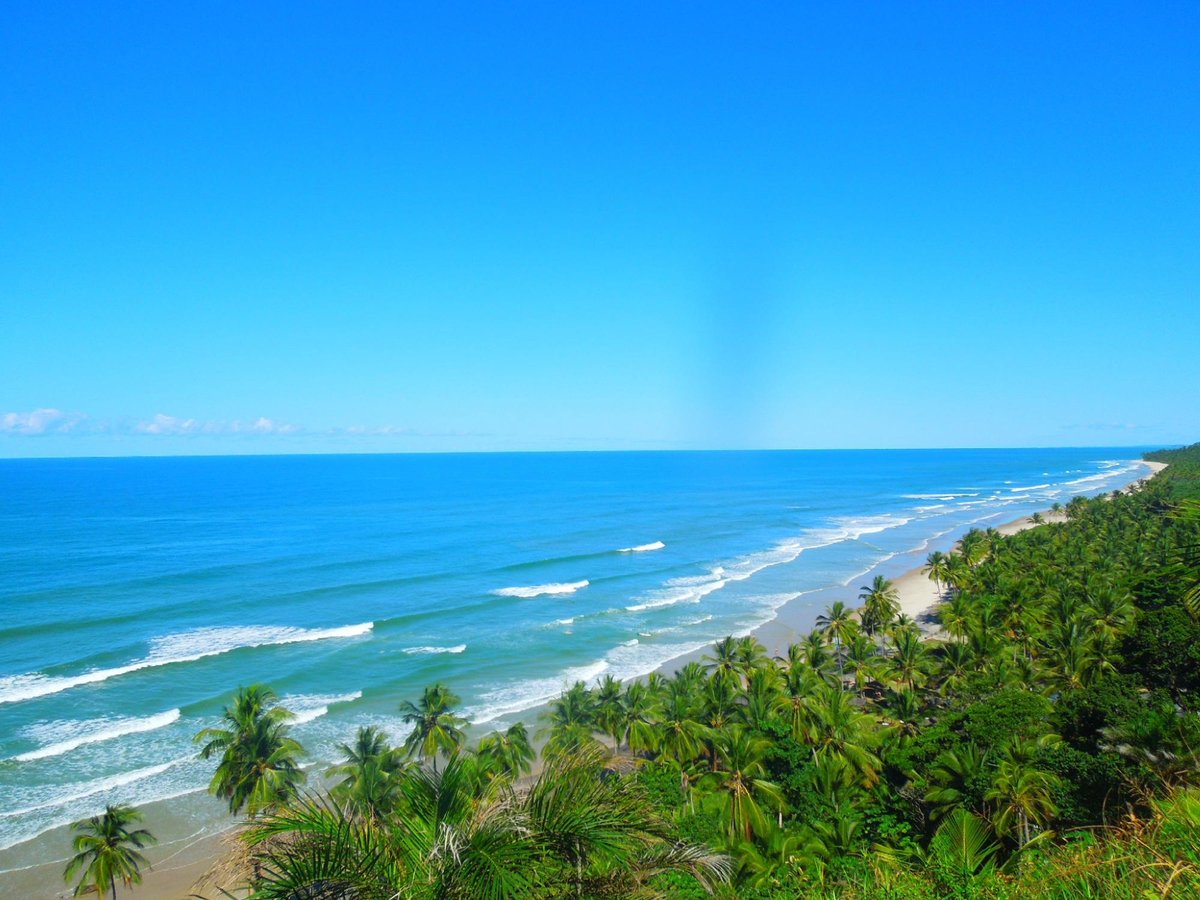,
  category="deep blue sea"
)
[0,449,1153,865]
